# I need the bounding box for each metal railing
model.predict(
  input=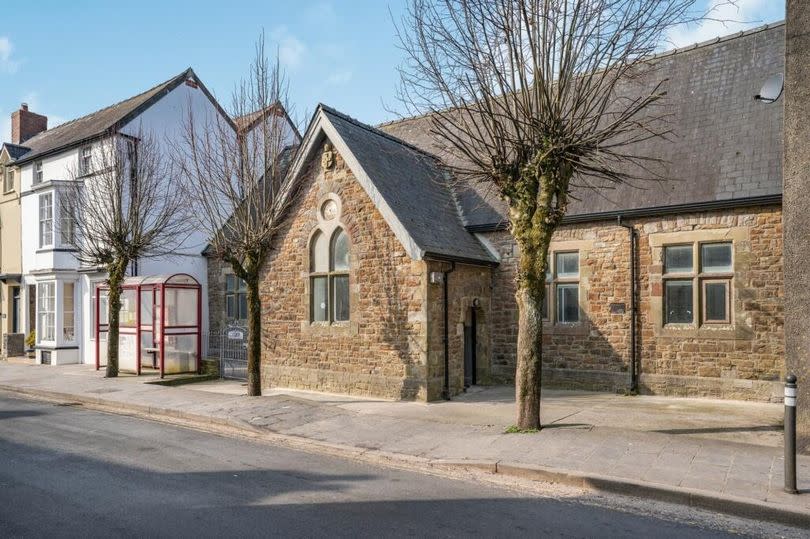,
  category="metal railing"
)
[203,326,248,381]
